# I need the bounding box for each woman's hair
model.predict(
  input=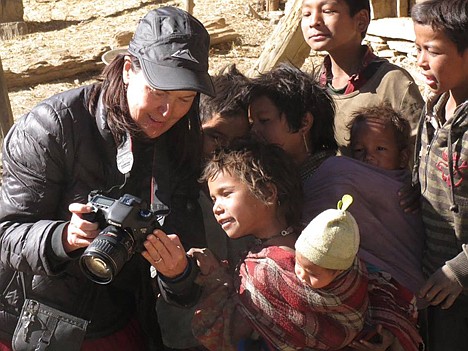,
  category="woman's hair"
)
[199,64,249,124]
[246,63,337,153]
[411,0,468,53]
[88,54,202,172]
[347,104,411,150]
[200,137,303,231]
